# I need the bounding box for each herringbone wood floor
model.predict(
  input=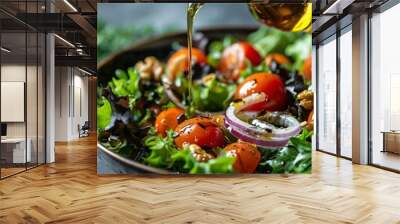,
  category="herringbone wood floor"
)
[0,135,400,224]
